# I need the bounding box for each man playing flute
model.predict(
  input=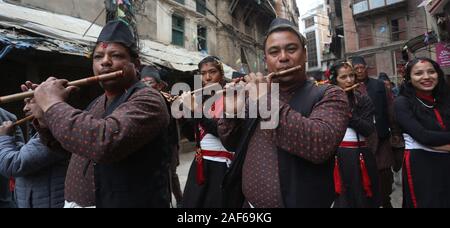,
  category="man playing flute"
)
[0,98,69,208]
[0,108,24,208]
[26,20,171,208]
[219,18,350,208]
